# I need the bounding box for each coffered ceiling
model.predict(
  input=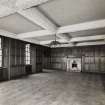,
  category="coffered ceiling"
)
[0,0,105,47]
